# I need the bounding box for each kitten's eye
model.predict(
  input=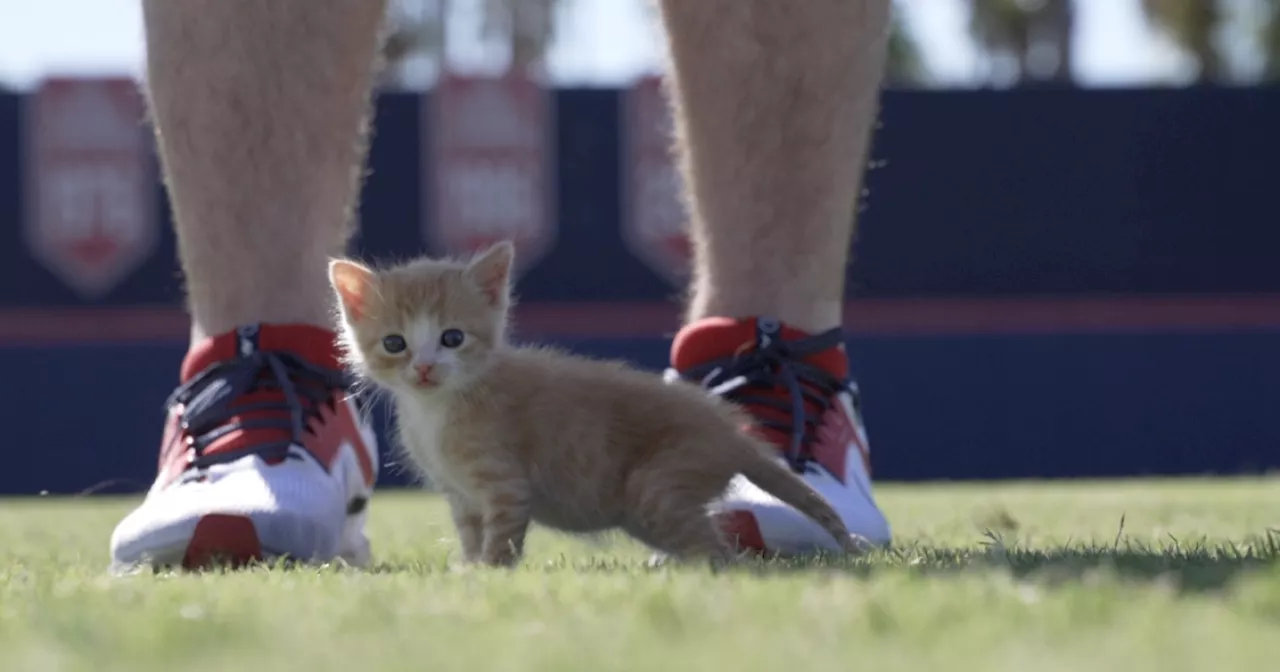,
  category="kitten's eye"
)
[381,334,407,354]
[440,329,465,348]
